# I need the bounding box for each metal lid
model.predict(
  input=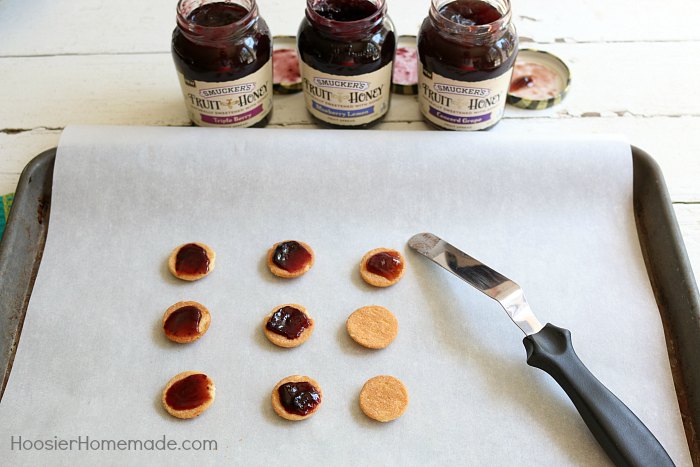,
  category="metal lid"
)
[507,49,571,109]
[392,35,418,95]
[272,35,302,94]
